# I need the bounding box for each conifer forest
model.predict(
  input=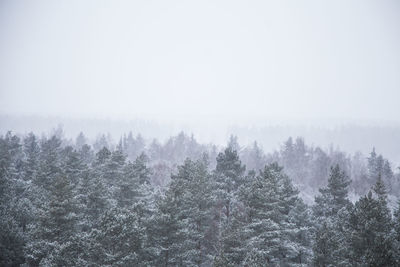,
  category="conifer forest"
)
[1,0,400,266]
[1,131,400,266]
